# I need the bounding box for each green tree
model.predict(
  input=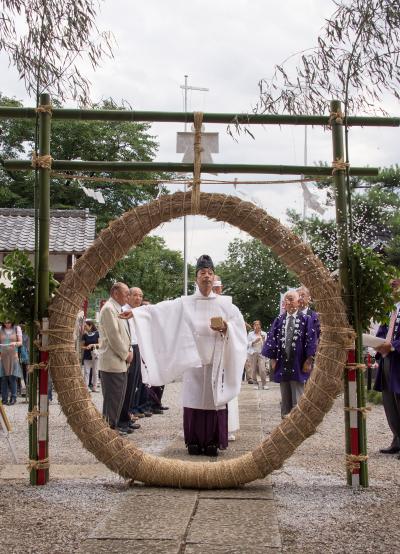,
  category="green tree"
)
[0,250,57,323]
[288,186,400,329]
[99,236,186,303]
[216,238,298,328]
[0,94,168,230]
[289,186,400,268]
